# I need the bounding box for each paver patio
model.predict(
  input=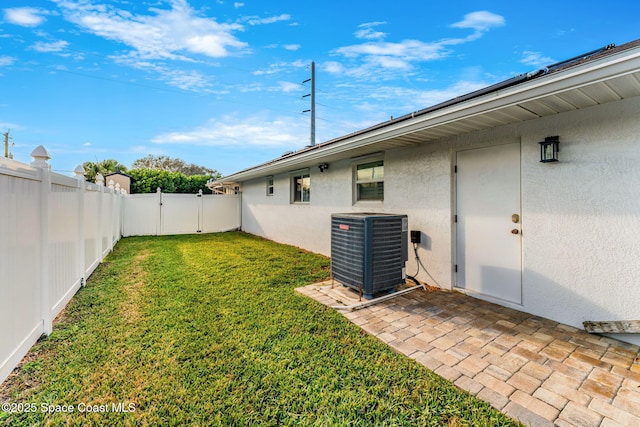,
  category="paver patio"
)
[297,282,640,427]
